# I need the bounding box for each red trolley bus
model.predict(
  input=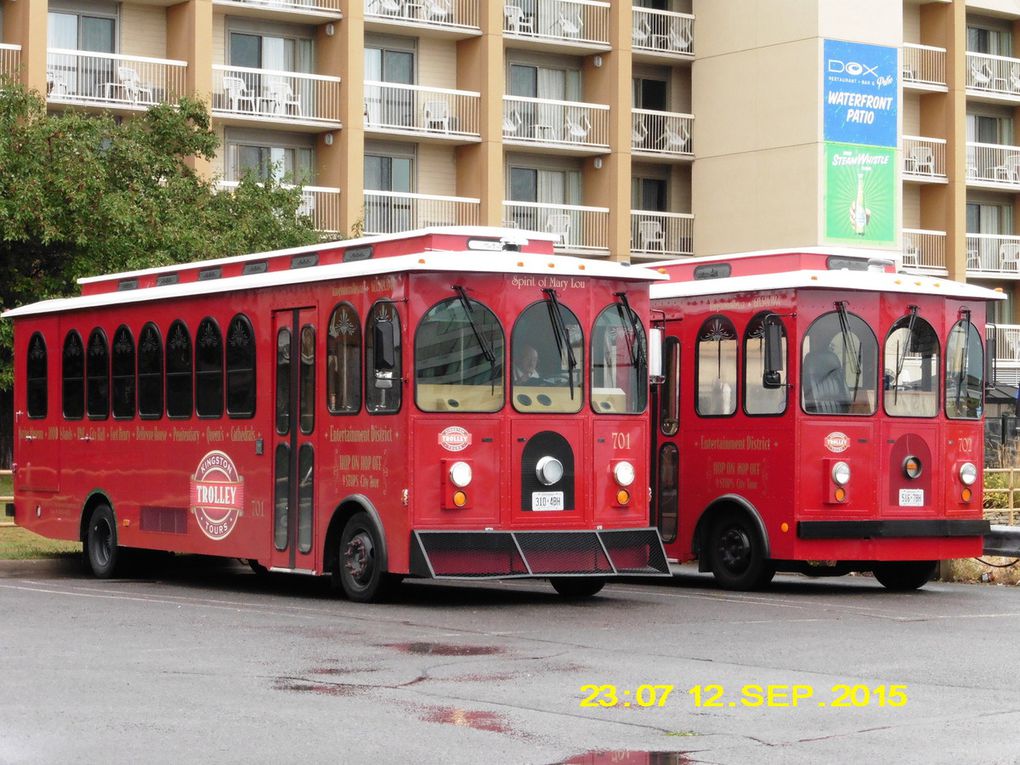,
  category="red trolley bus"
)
[648,248,1002,591]
[6,227,669,601]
